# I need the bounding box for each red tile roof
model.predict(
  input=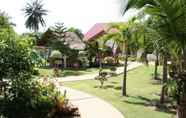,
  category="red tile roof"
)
[84,23,106,41]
